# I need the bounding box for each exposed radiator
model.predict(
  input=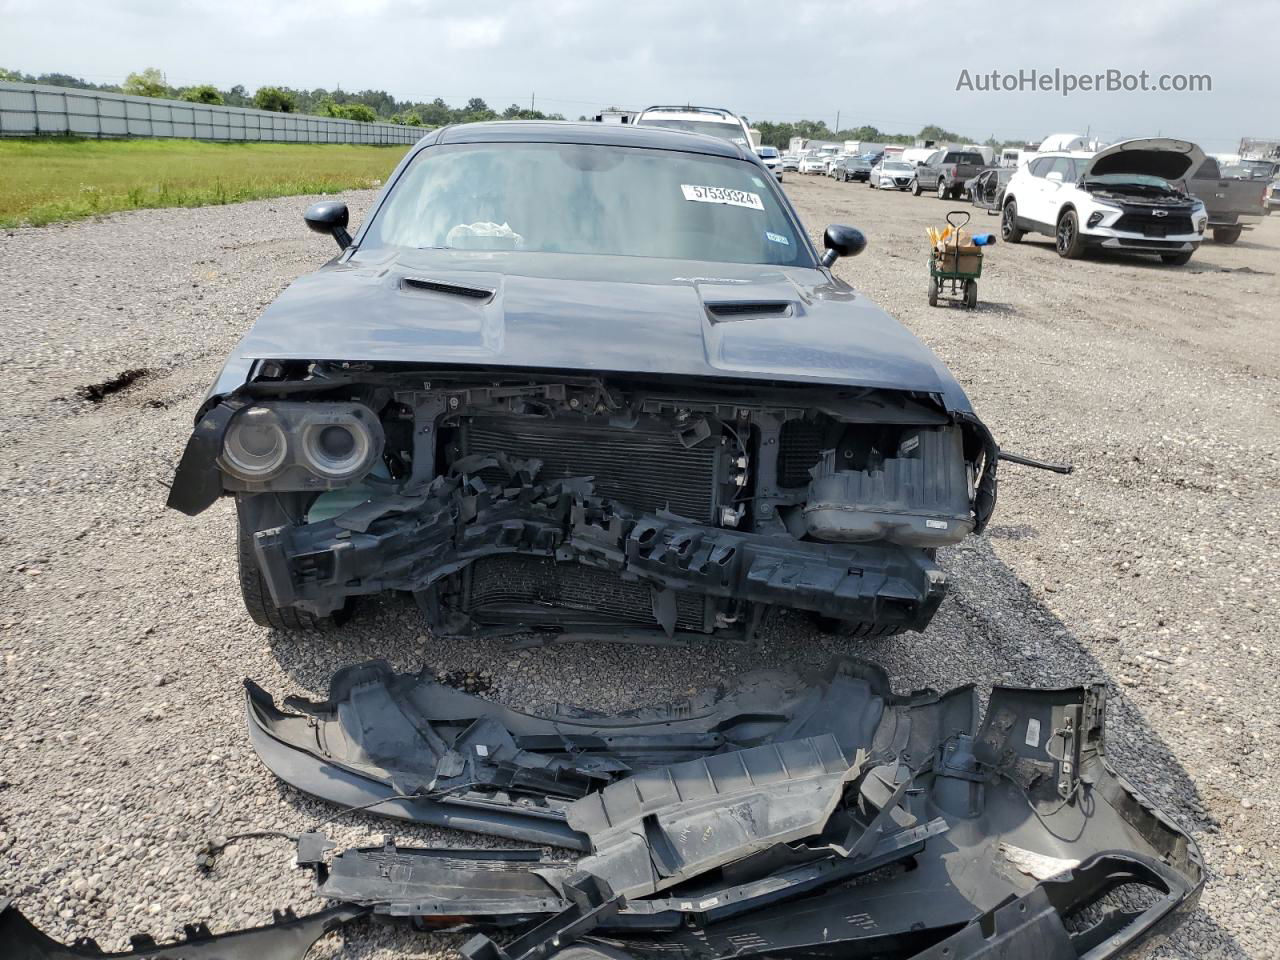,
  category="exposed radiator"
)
[458,415,721,522]
[464,555,707,632]
[777,418,827,487]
